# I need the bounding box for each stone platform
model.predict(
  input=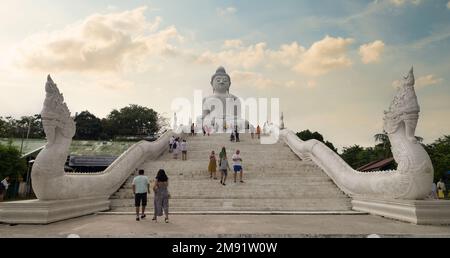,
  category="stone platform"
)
[352,198,450,225]
[0,197,110,224]
[1,214,449,238]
